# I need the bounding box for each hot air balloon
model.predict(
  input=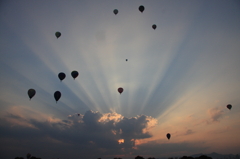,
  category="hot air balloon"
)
[54,91,61,103]
[139,5,145,13]
[166,133,171,140]
[28,89,36,100]
[152,24,157,30]
[118,87,123,94]
[78,113,80,116]
[55,32,61,38]
[113,9,118,15]
[58,72,66,81]
[226,104,232,110]
[126,59,128,61]
[71,71,79,79]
